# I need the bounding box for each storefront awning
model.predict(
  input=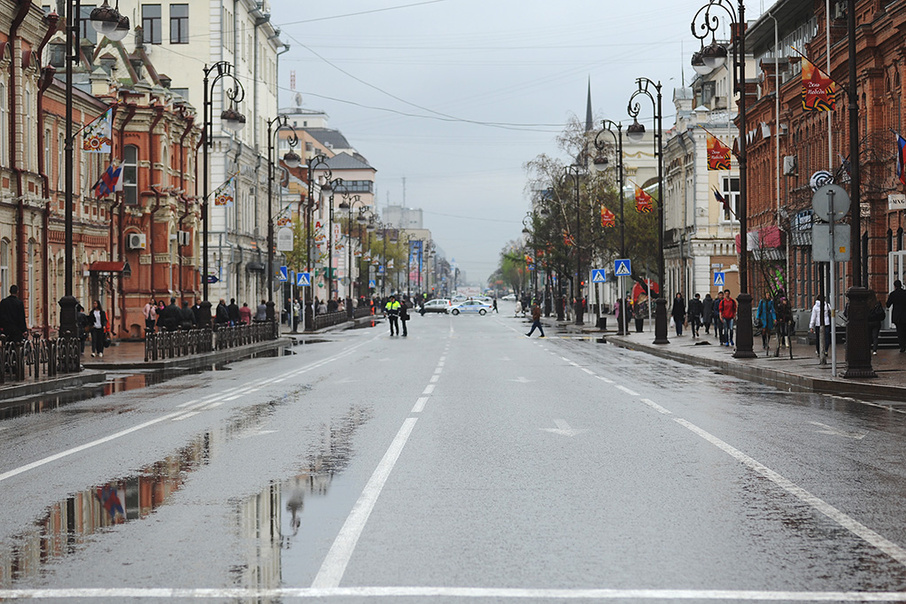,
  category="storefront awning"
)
[88,261,126,273]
